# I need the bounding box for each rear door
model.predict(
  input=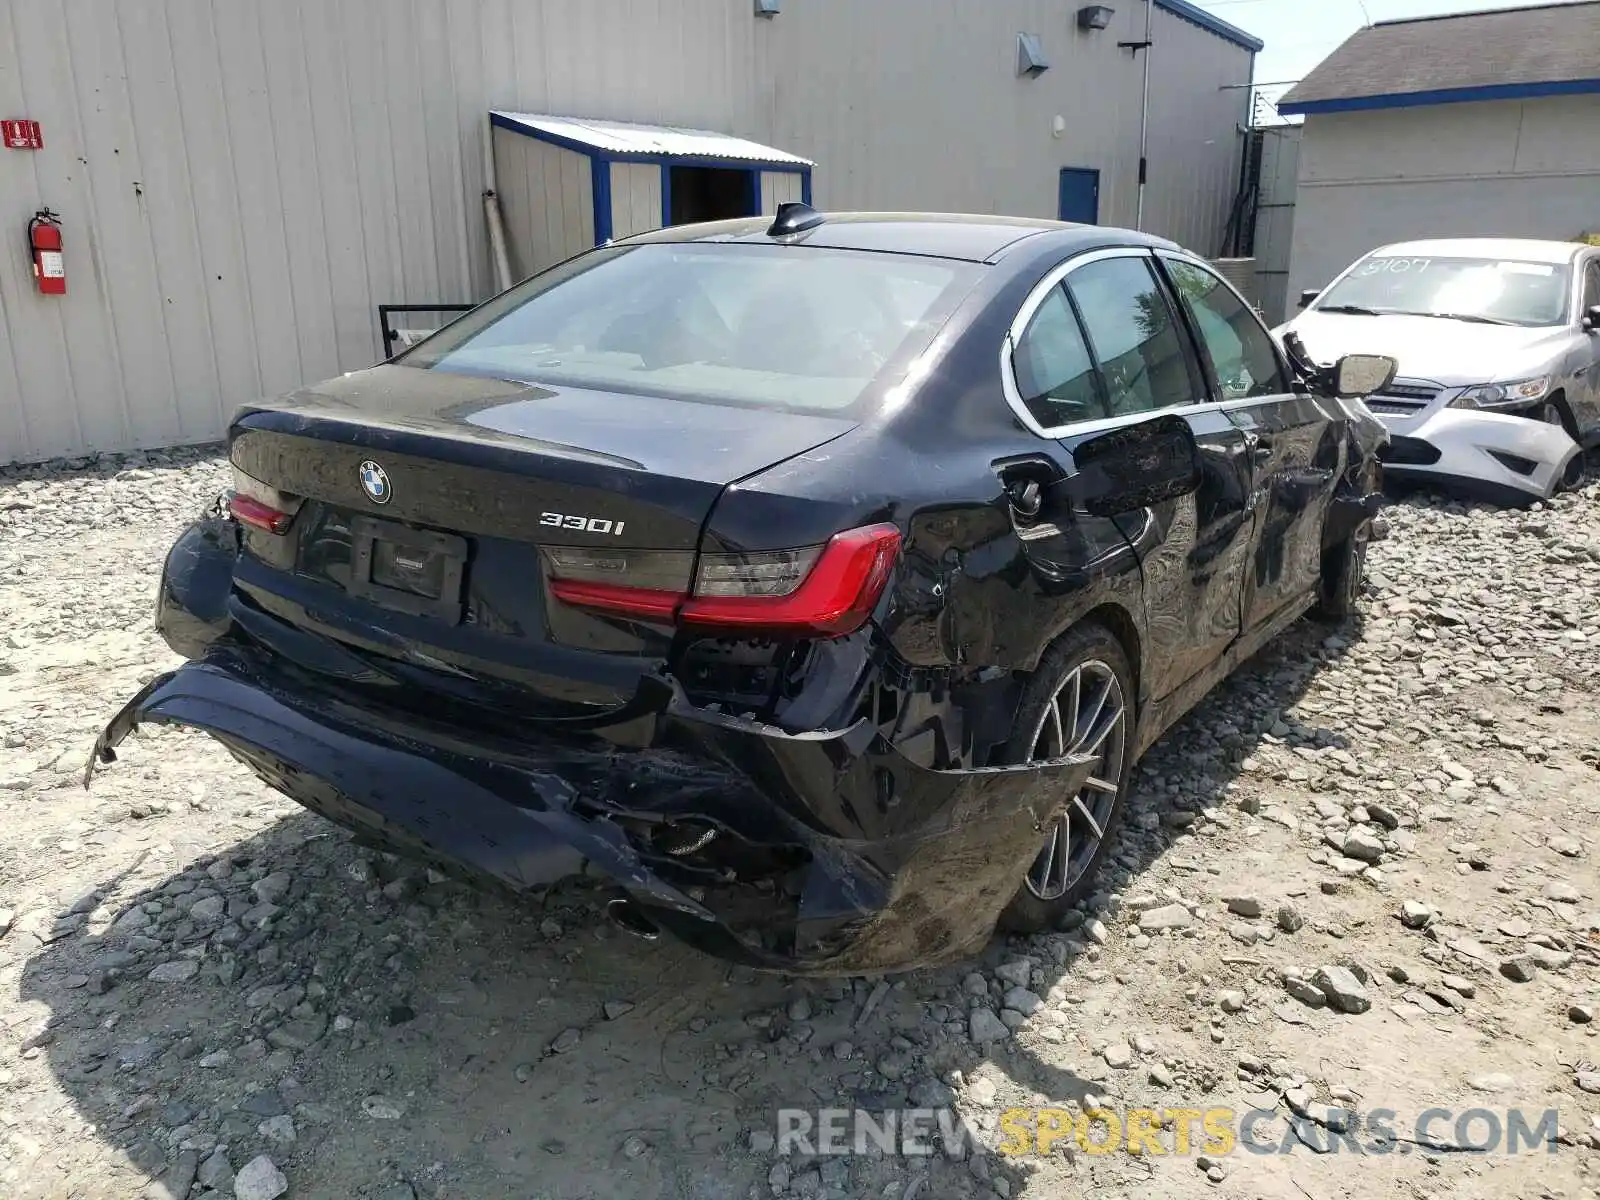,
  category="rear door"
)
[1158,253,1340,633]
[1004,248,1255,701]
